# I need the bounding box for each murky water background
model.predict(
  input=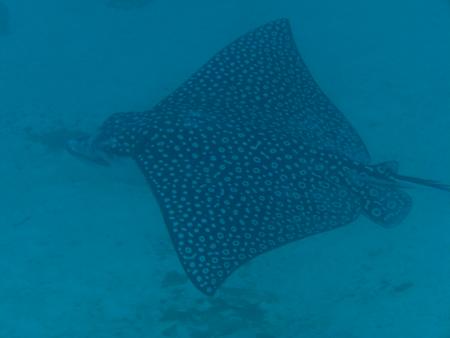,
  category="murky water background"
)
[0,0,449,337]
